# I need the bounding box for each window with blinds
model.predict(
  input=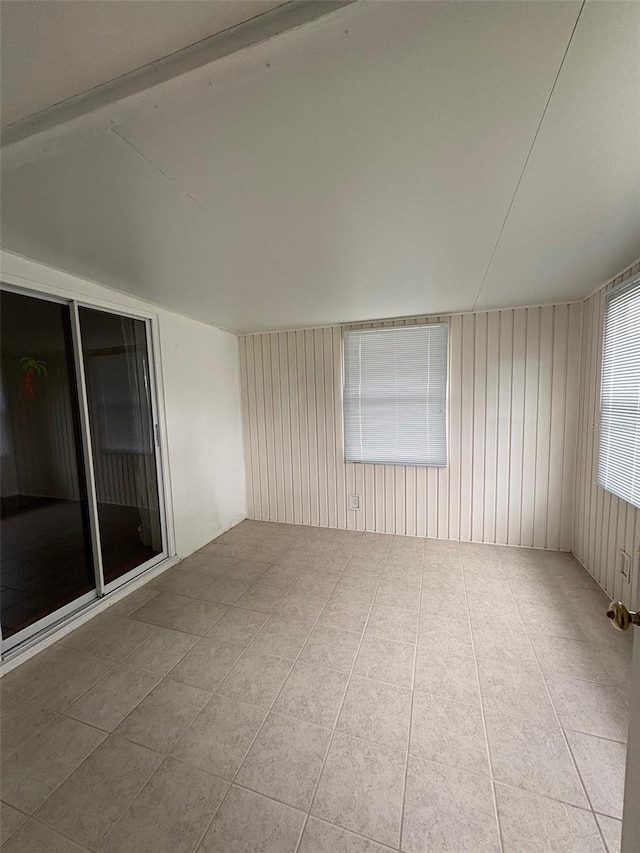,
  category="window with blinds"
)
[598,278,640,509]
[343,324,448,466]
